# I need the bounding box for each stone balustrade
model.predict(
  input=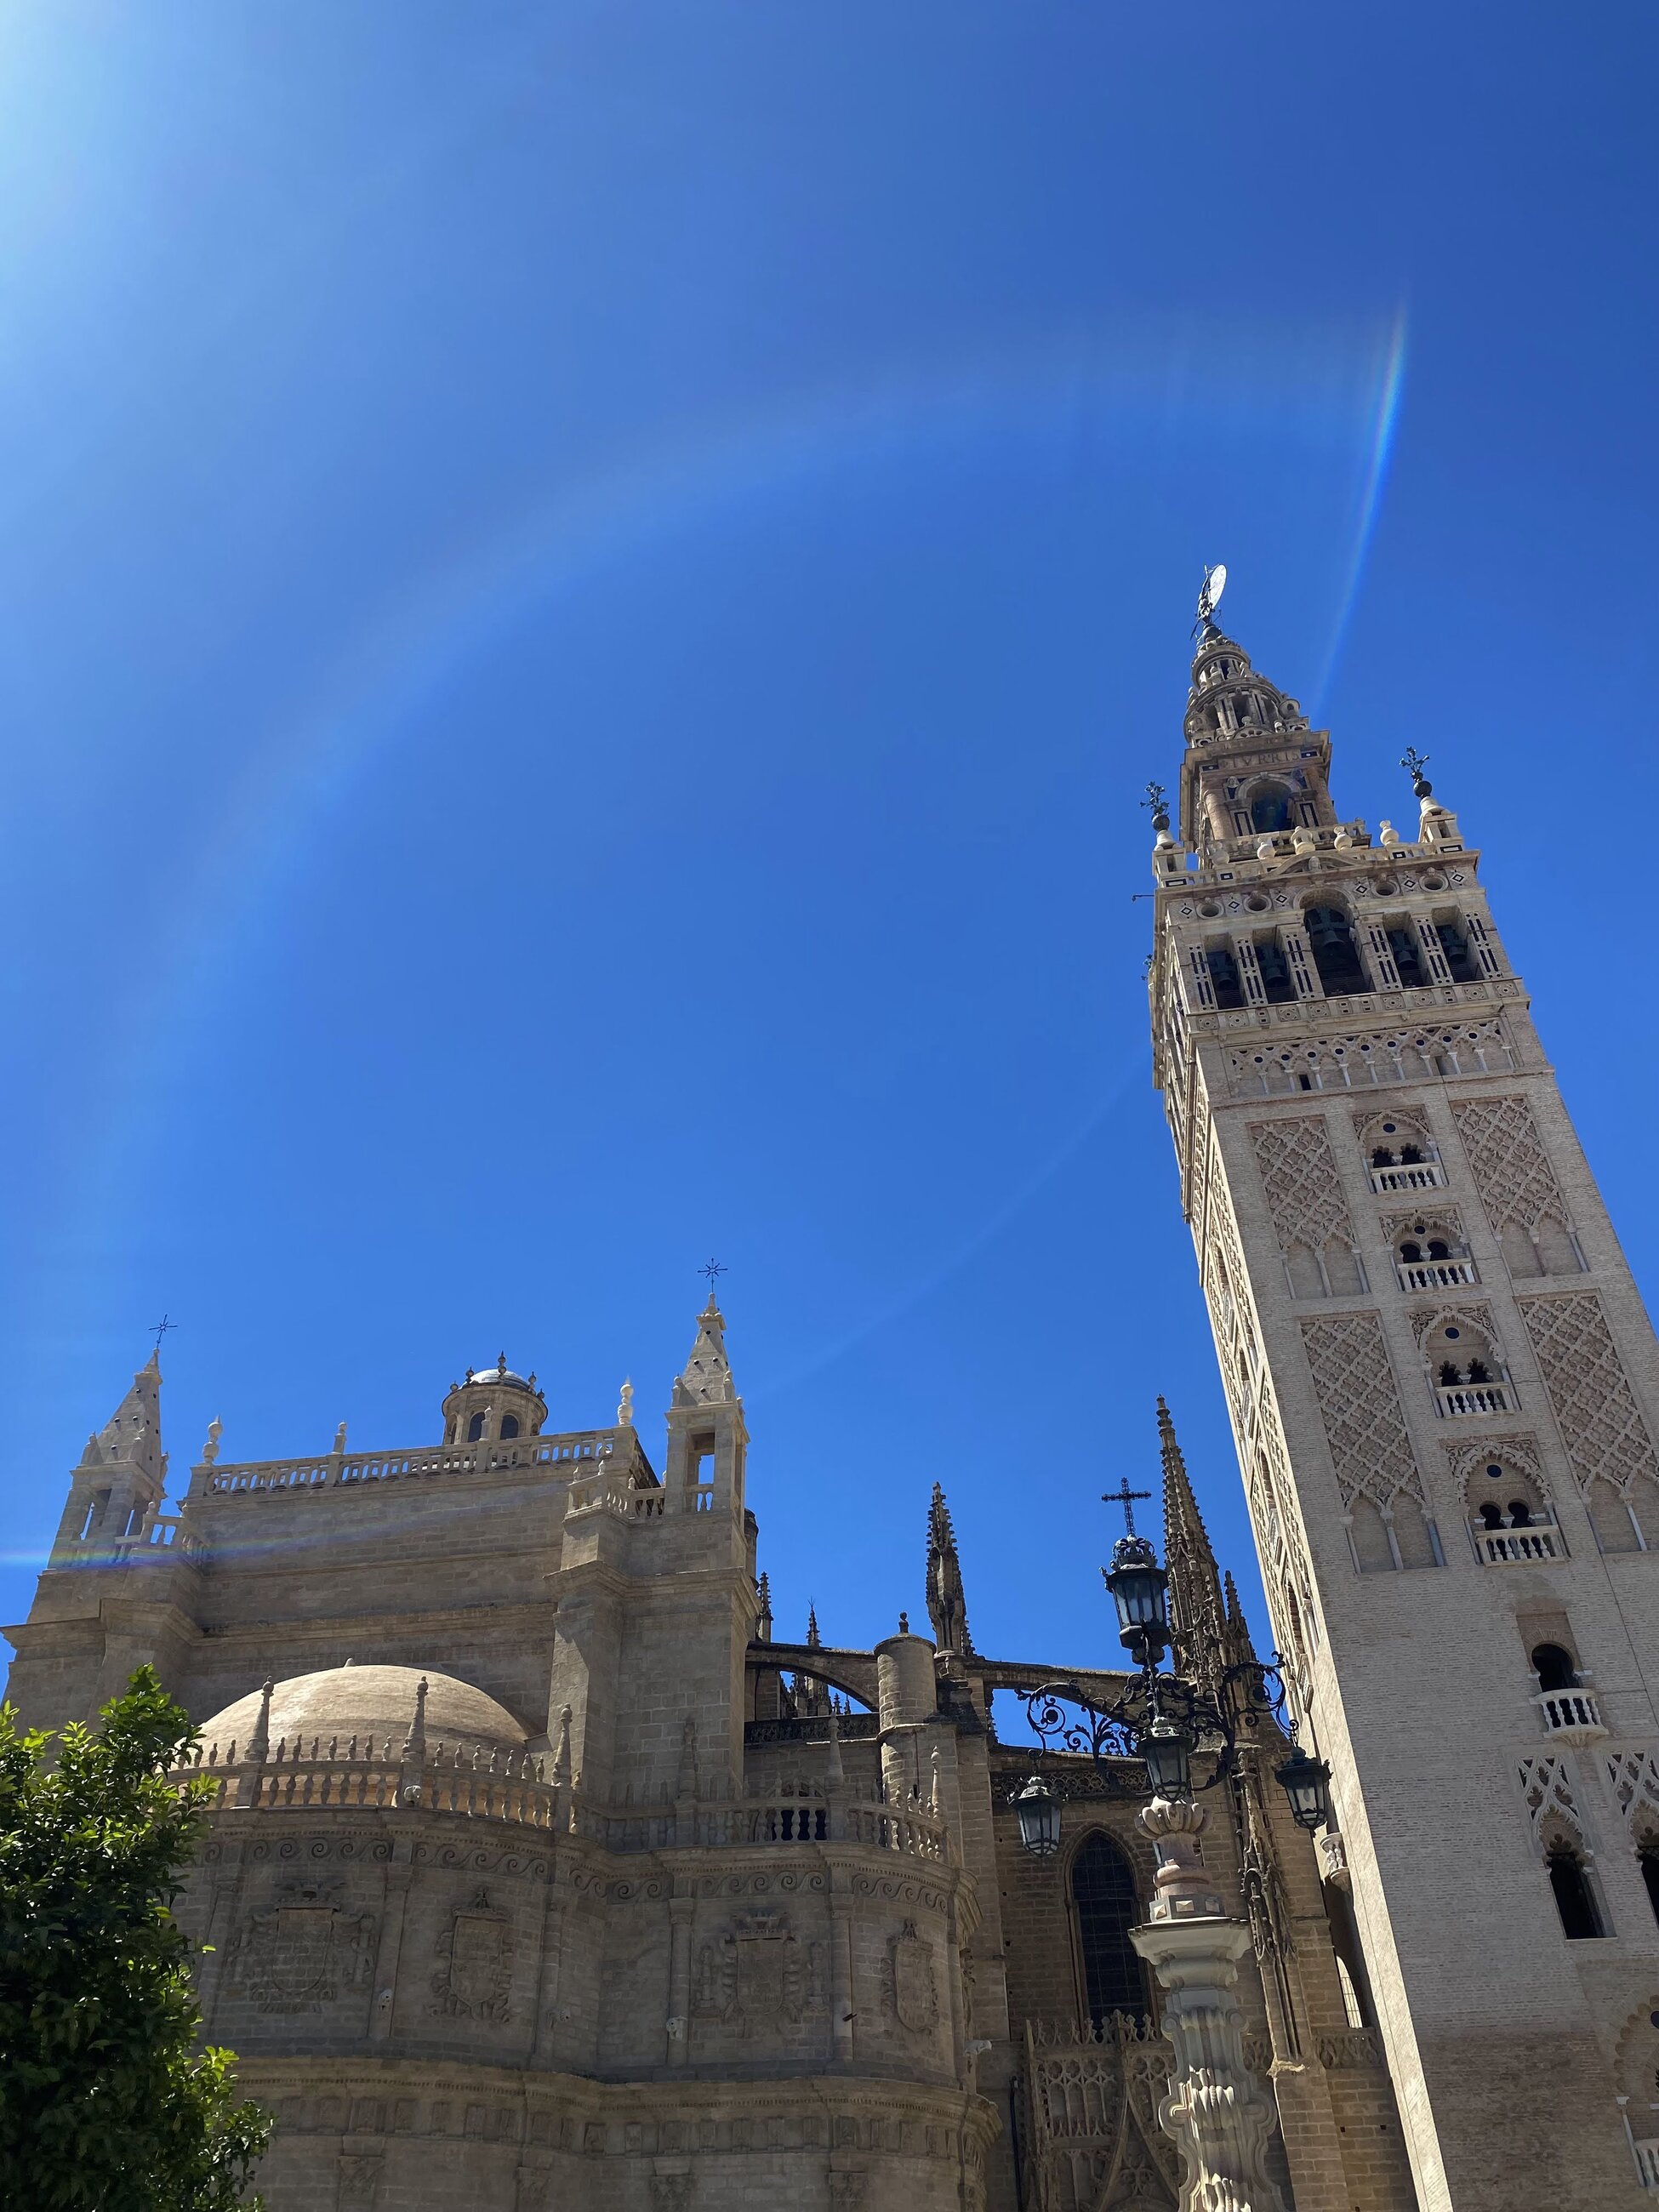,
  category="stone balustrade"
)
[198,1430,620,1499]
